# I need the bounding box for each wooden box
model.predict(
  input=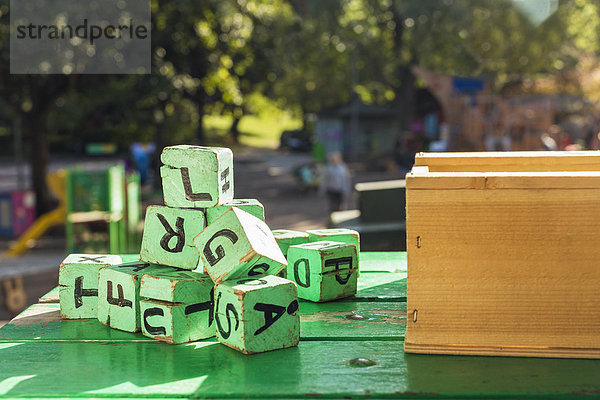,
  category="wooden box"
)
[404,151,600,358]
